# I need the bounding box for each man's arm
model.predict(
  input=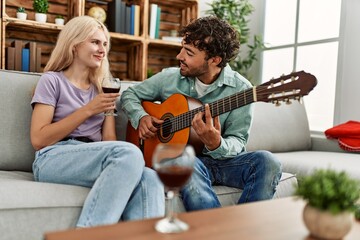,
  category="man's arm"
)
[121,73,164,129]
